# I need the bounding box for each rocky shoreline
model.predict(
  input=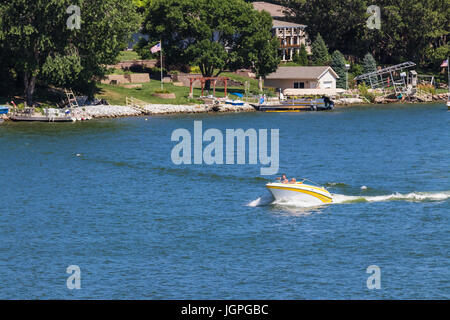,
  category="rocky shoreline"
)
[78,103,256,118]
[1,96,447,122]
